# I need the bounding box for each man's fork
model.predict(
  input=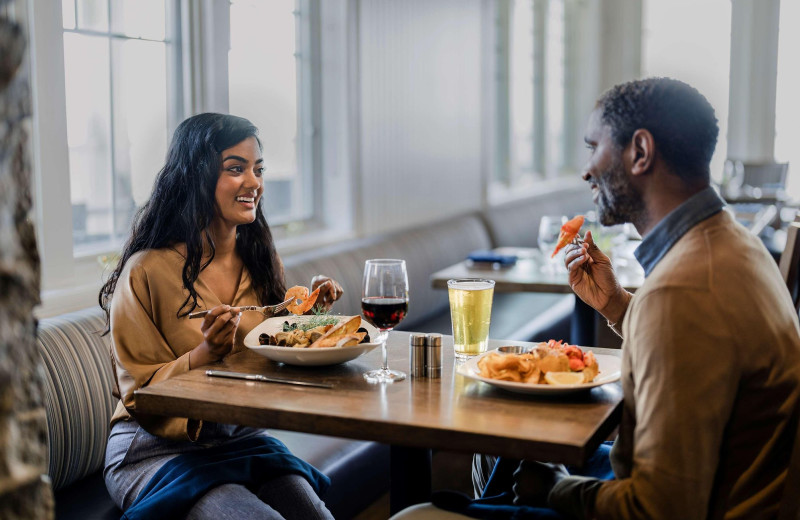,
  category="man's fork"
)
[188,297,298,319]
